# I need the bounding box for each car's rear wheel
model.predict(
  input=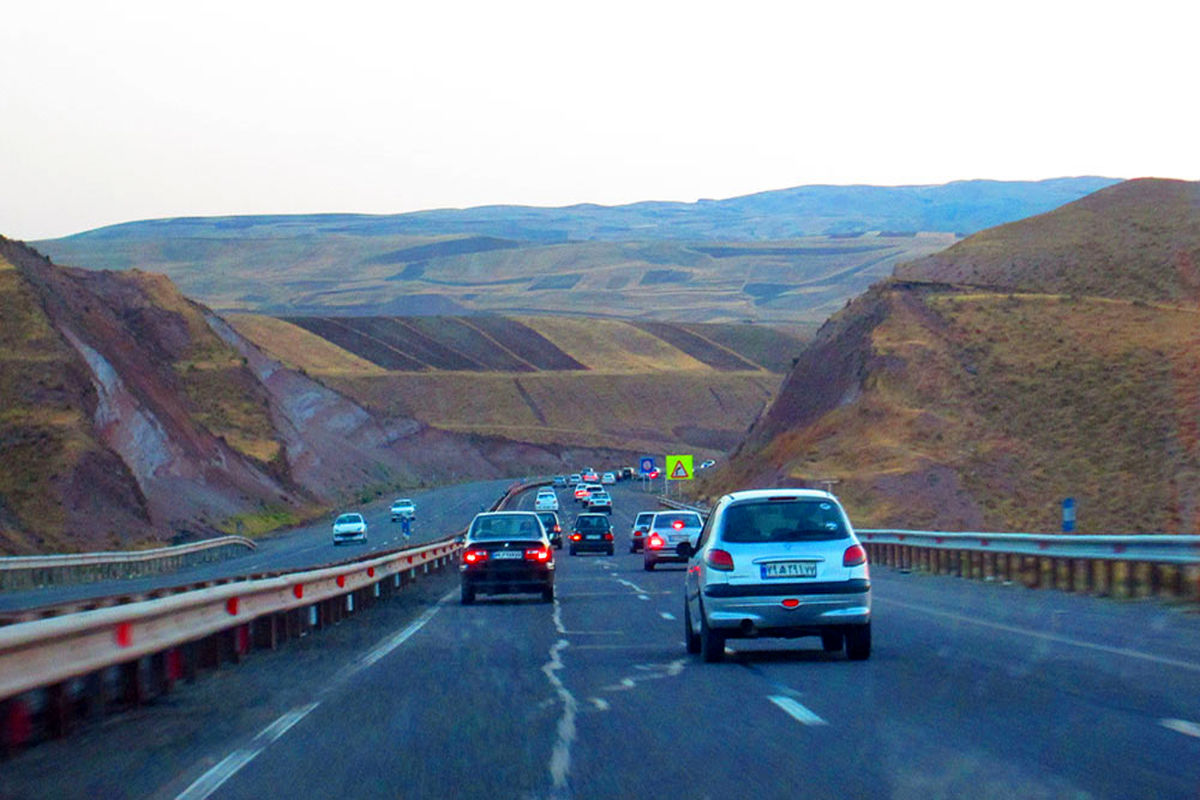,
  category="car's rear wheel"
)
[541,585,555,603]
[845,623,871,660]
[629,544,637,553]
[821,631,844,653]
[460,583,476,605]
[643,560,655,571]
[569,547,577,556]
[699,604,725,663]
[606,546,614,556]
[684,602,701,654]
